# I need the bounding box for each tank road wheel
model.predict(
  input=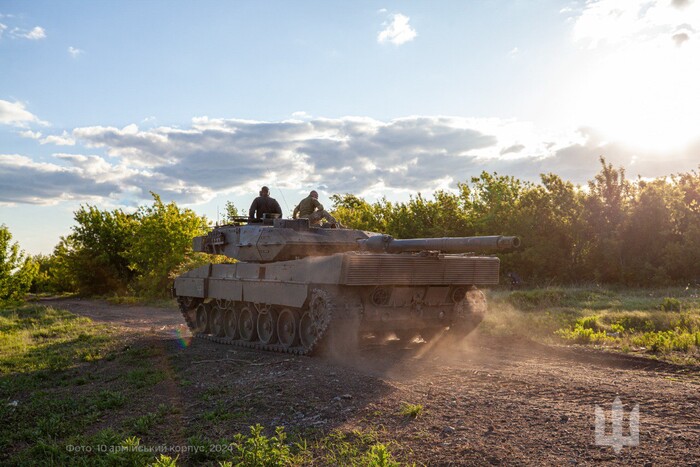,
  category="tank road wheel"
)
[298,289,335,352]
[210,302,226,337]
[238,304,258,342]
[224,303,239,339]
[195,302,210,334]
[299,312,317,349]
[277,308,300,349]
[257,307,279,345]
